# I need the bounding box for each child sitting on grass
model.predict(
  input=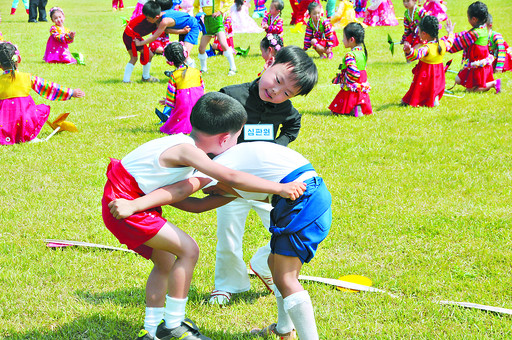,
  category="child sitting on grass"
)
[103,92,305,340]
[303,2,338,59]
[43,7,77,64]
